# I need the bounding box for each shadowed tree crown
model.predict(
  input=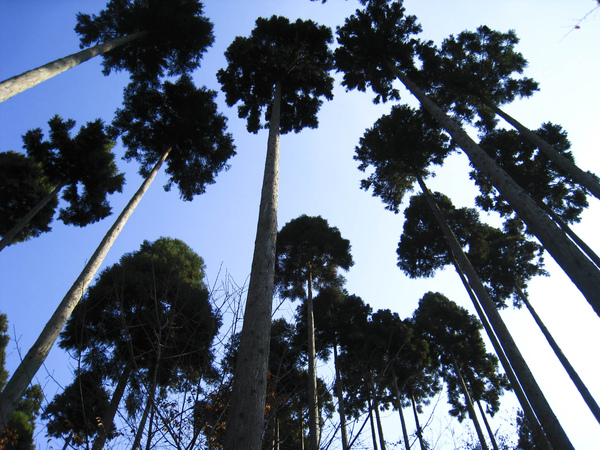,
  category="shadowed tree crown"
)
[335,0,422,103]
[110,75,236,201]
[276,215,354,301]
[22,115,125,227]
[0,151,58,245]
[217,15,334,134]
[76,0,214,82]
